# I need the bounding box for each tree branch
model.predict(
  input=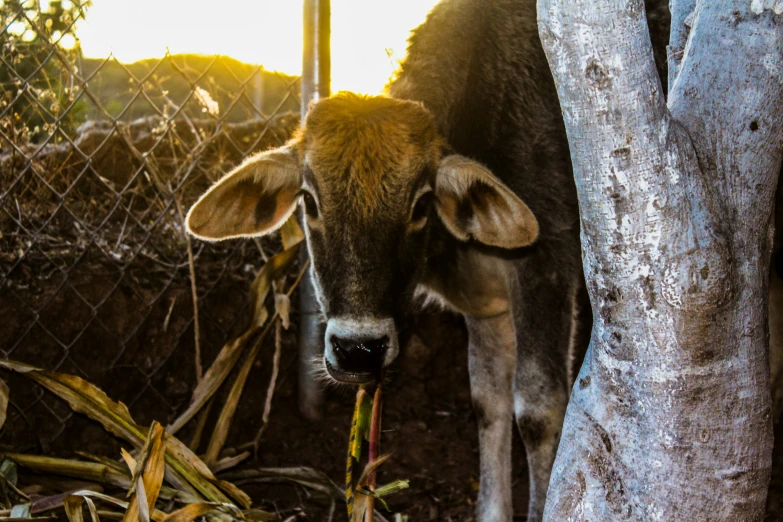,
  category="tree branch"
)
[669,1,783,225]
[538,0,782,519]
